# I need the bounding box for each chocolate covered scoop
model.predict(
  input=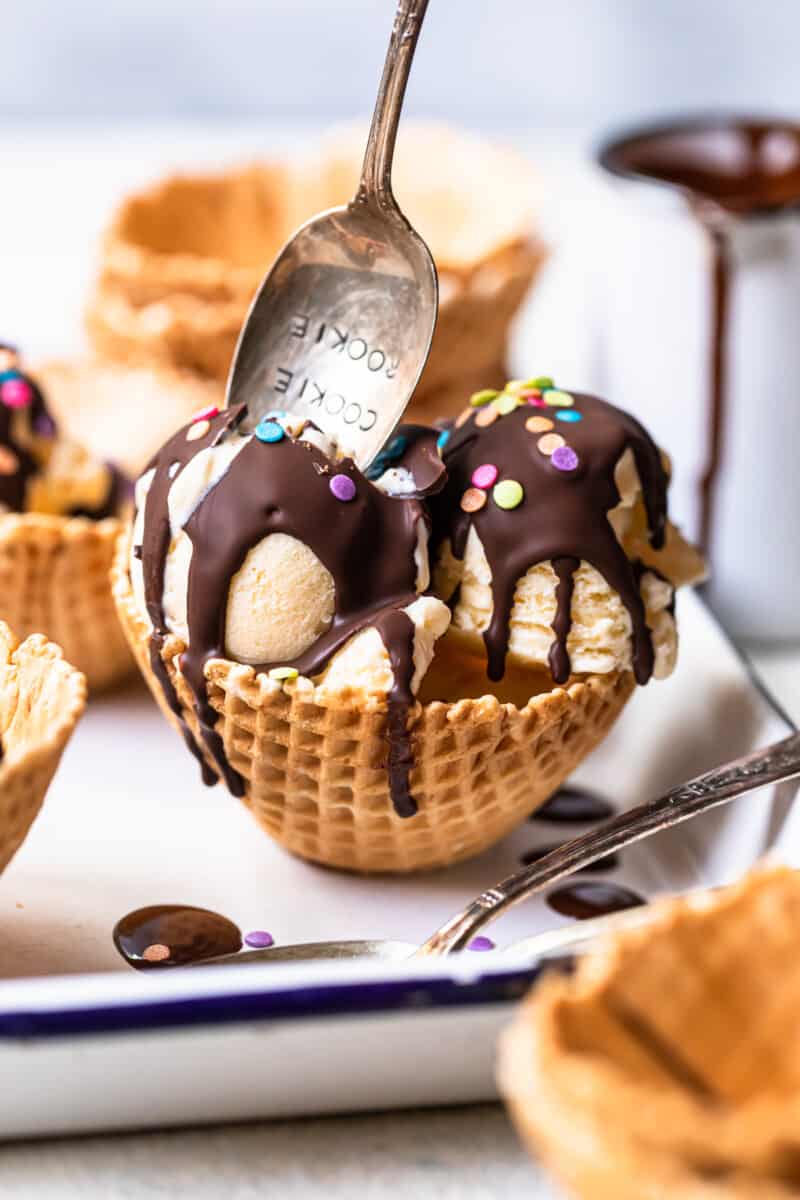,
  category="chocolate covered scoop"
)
[0,344,126,519]
[431,380,701,686]
[131,407,450,816]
